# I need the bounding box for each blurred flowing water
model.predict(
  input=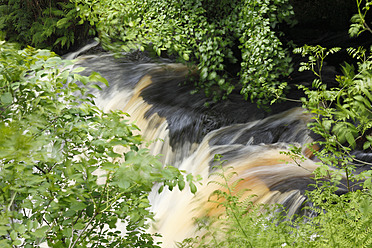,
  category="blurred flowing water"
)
[70,46,349,246]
